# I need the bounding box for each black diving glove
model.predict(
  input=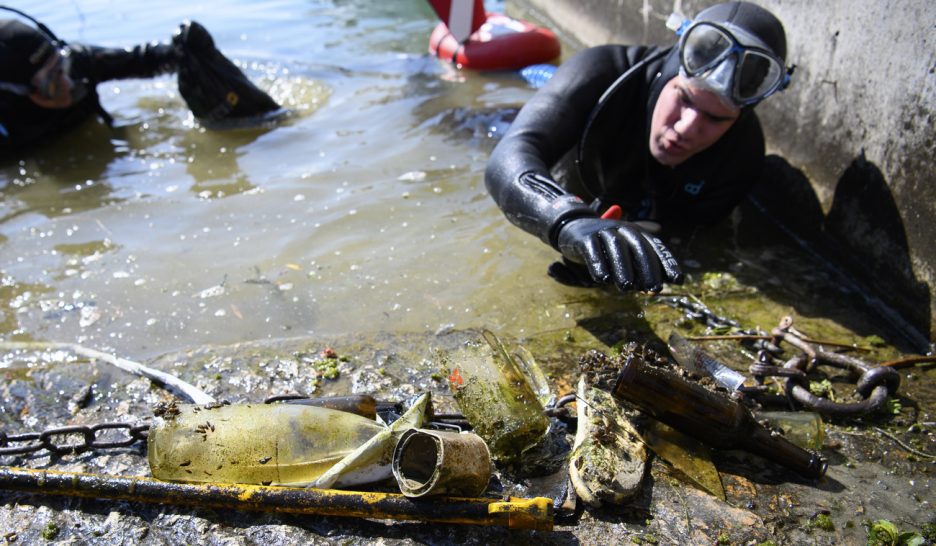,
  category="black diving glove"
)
[555,217,683,292]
